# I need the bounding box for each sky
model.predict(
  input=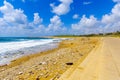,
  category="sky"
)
[0,0,119,37]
